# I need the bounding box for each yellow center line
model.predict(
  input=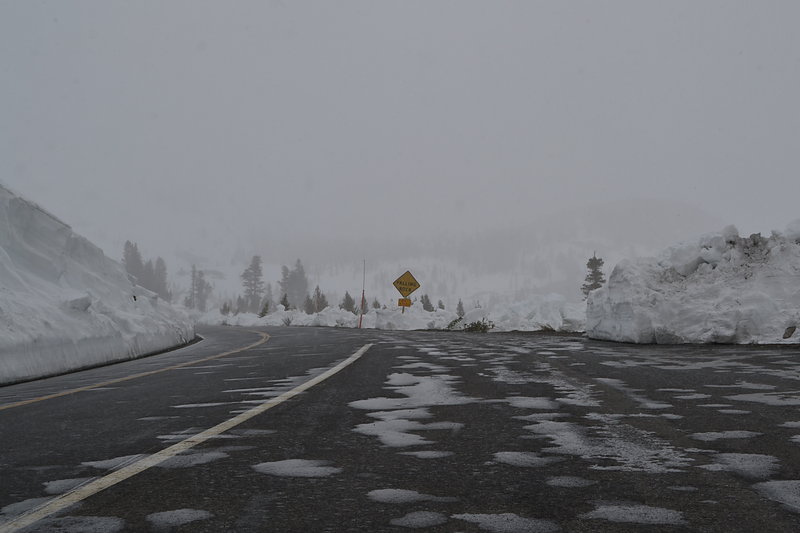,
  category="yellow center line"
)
[0,330,270,411]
